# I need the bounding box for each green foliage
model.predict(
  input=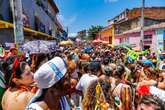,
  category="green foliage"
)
[88,25,103,40]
